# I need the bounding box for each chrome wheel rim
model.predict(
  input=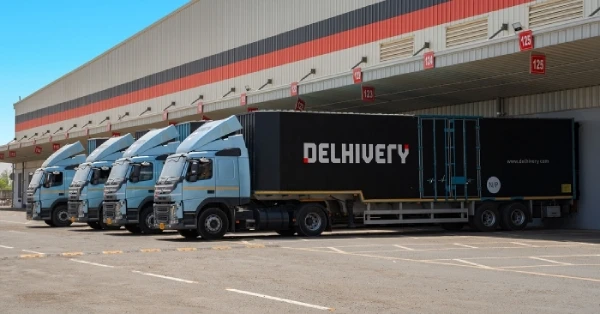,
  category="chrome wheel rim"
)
[304,212,322,231]
[481,210,496,227]
[205,214,222,233]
